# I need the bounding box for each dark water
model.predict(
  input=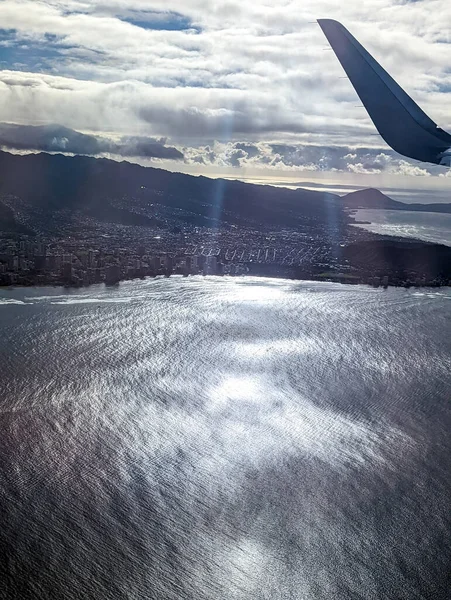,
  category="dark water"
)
[0,277,450,600]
